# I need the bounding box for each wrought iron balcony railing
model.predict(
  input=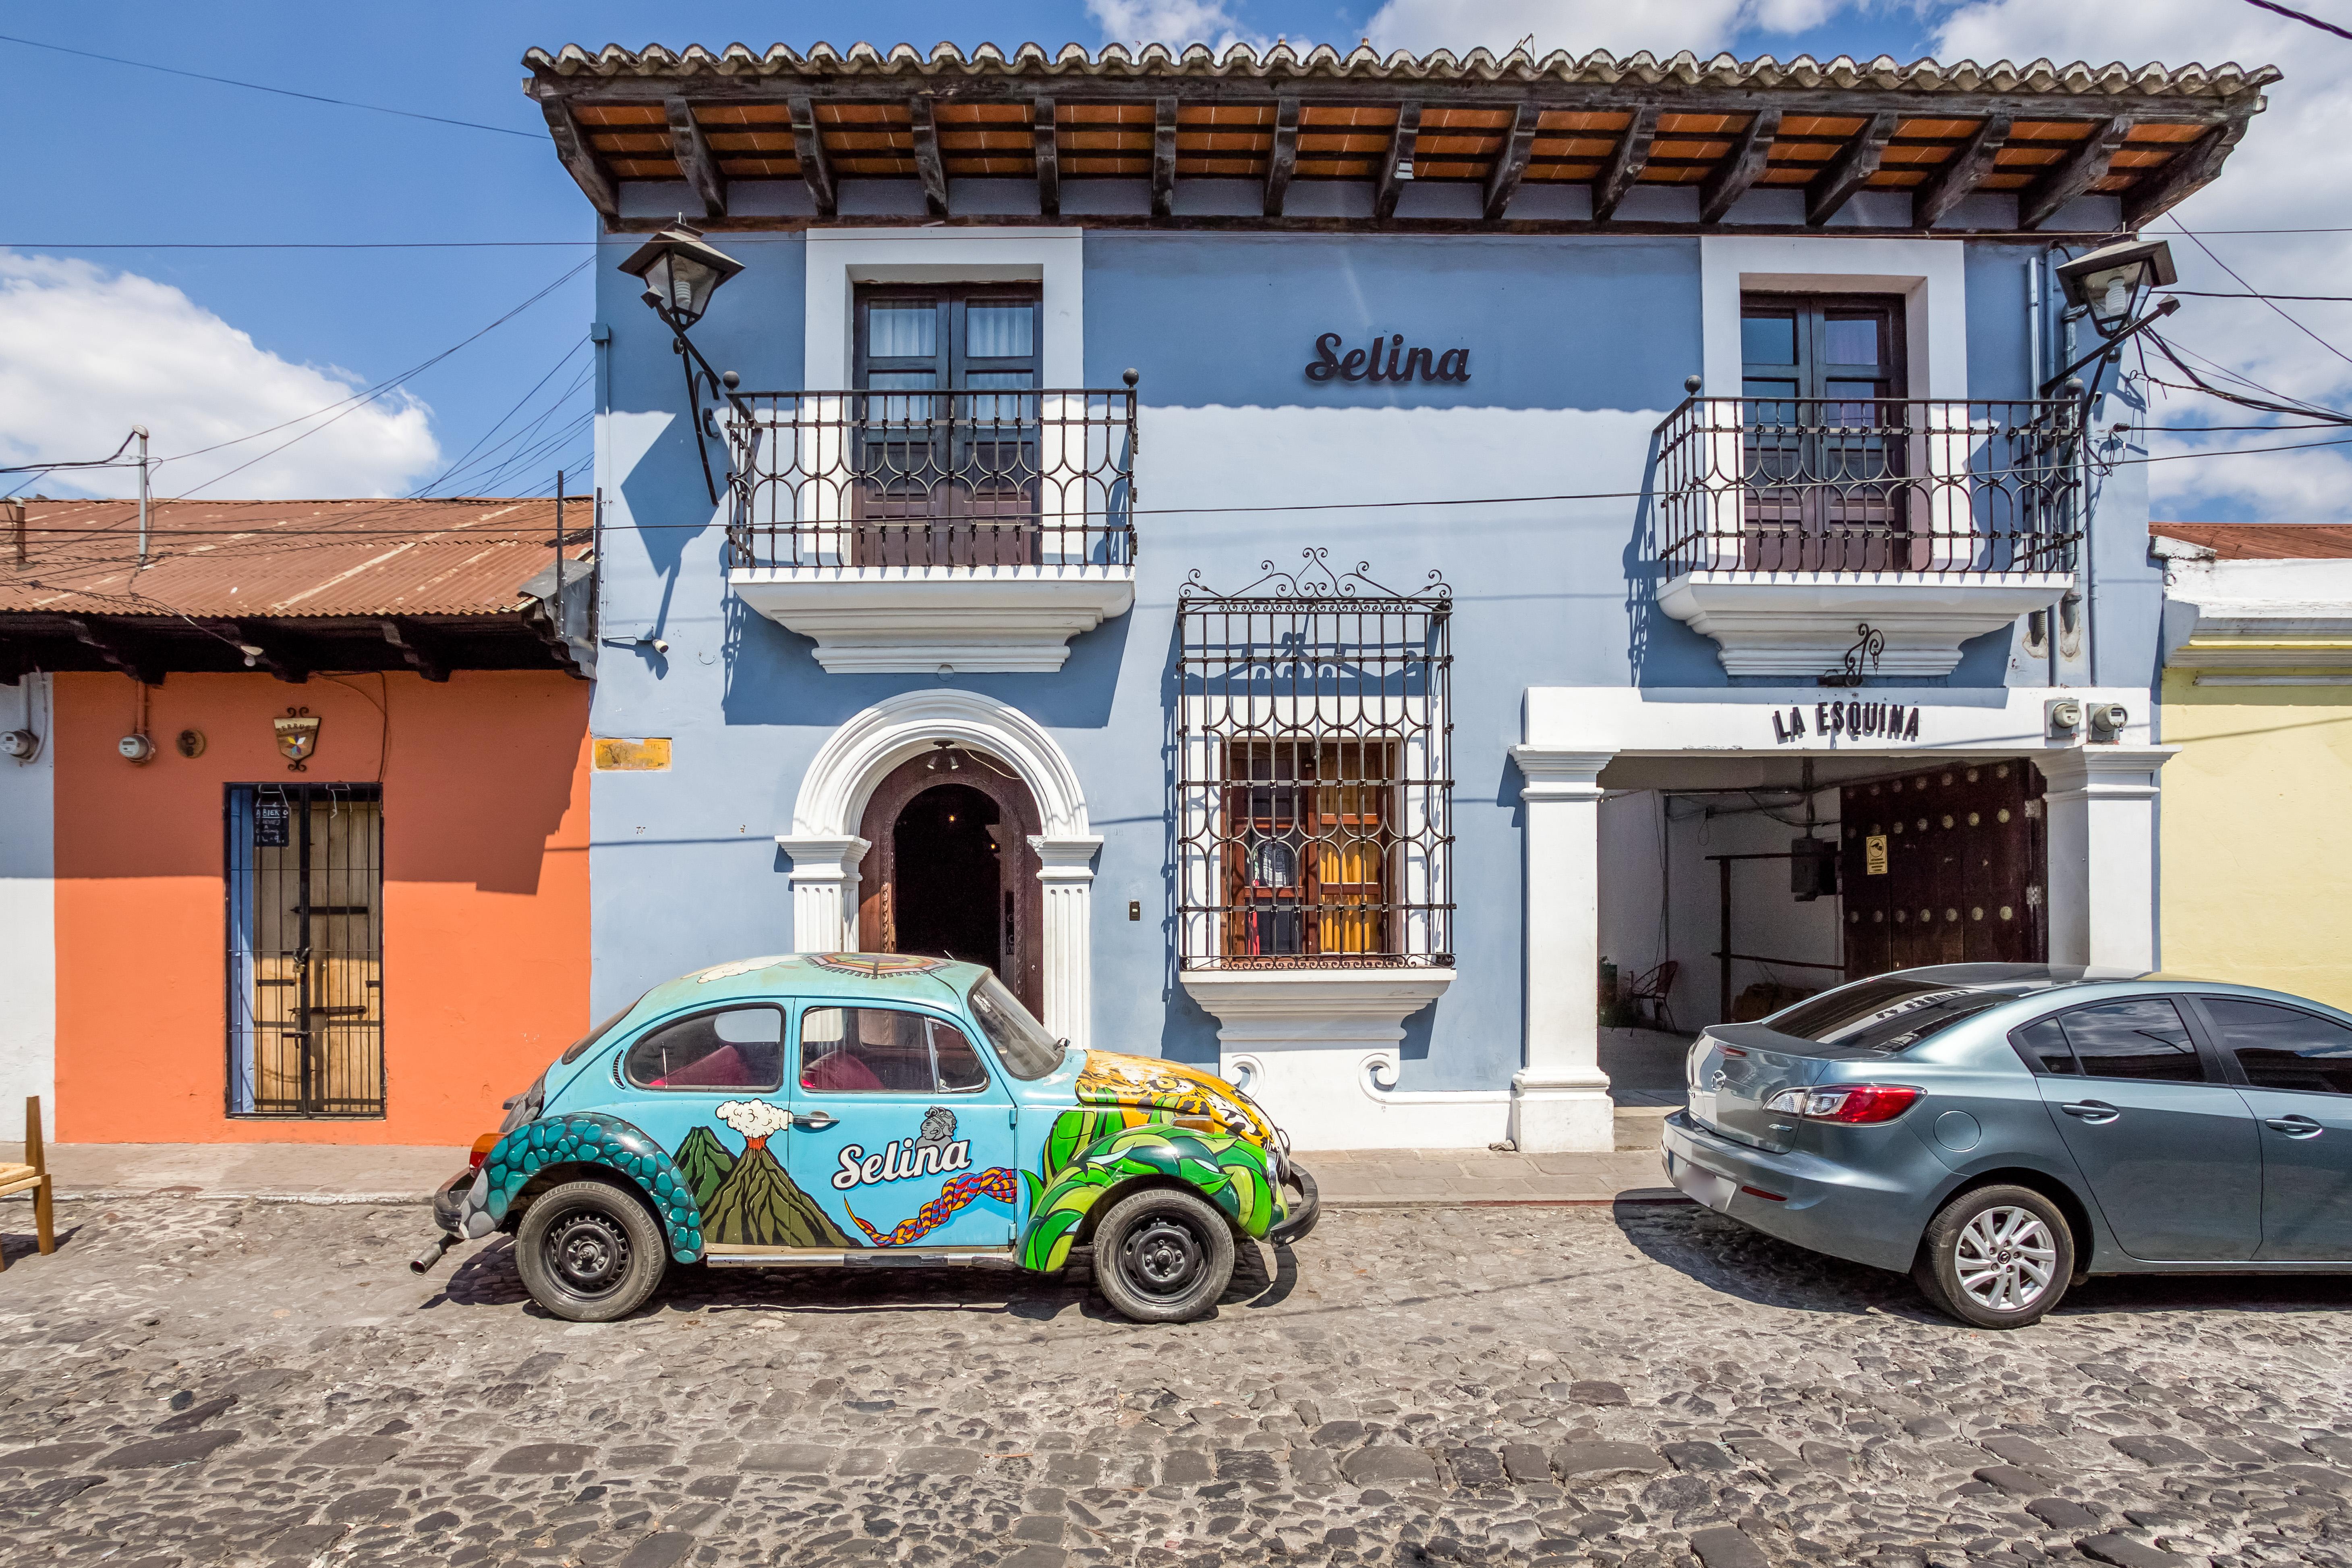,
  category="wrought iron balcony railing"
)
[1653,397,2084,578]
[724,388,1137,571]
